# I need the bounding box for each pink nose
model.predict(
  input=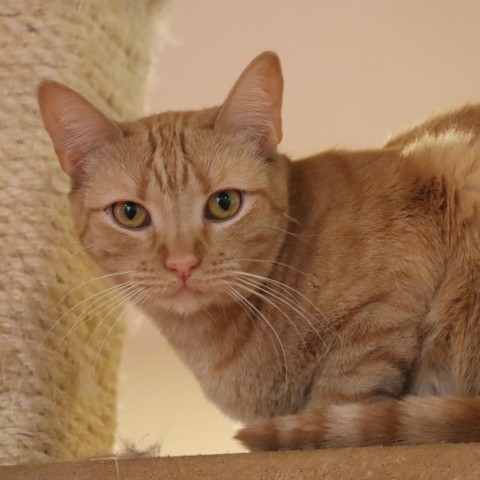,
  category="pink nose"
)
[166,255,199,282]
